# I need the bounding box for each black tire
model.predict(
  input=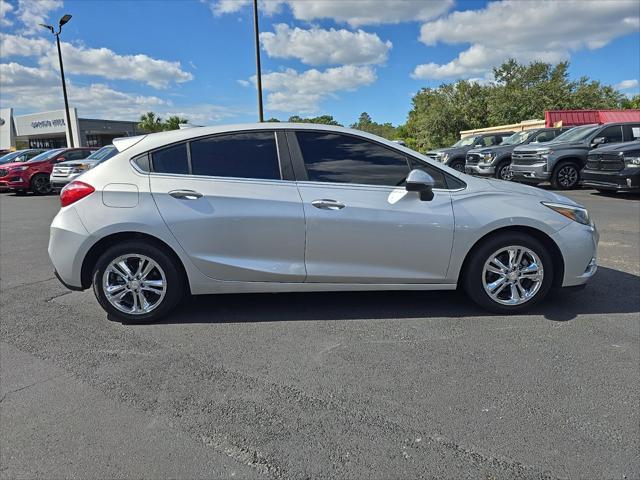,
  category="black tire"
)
[30,173,52,195]
[462,232,554,313]
[92,241,185,323]
[495,161,513,181]
[551,161,580,190]
[449,160,465,172]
